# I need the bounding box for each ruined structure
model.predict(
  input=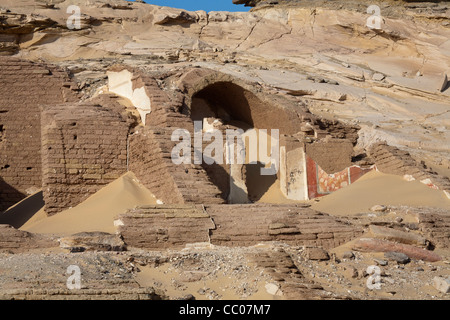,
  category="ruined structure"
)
[0,57,448,248]
[0,57,78,211]
[0,0,448,301]
[0,58,376,214]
